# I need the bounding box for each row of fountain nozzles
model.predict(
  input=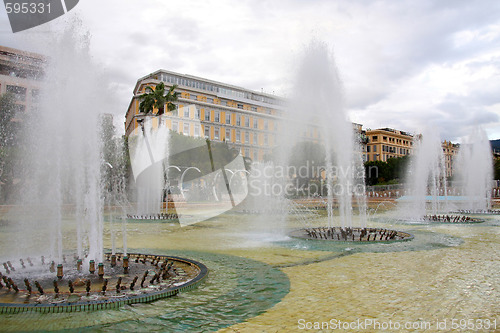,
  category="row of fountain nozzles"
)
[2,261,175,296]
[44,255,130,279]
[2,255,130,280]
